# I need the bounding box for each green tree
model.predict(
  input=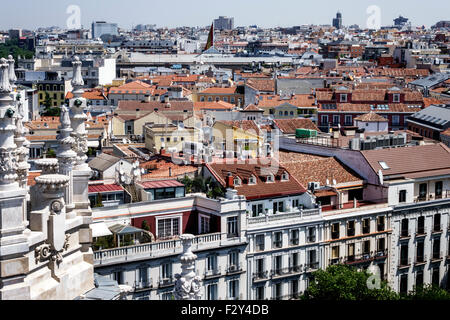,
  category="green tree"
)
[192,176,205,193]
[93,193,104,208]
[302,264,398,300]
[405,284,450,300]
[45,148,56,158]
[141,220,150,231]
[0,39,34,61]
